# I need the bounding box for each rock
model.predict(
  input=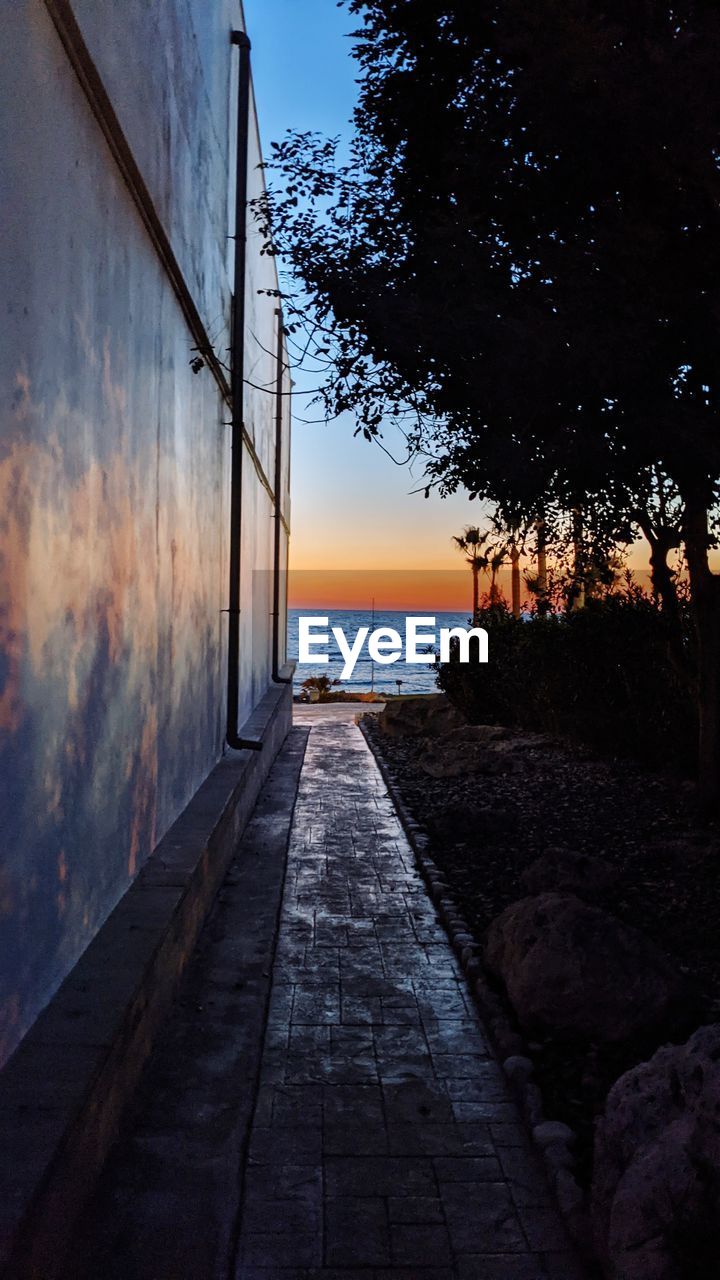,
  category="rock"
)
[377,694,465,739]
[417,724,510,778]
[417,724,550,778]
[555,1168,585,1216]
[522,1082,544,1126]
[646,832,720,872]
[593,1025,720,1279]
[521,847,618,899]
[485,893,686,1044]
[503,1055,534,1085]
[544,1142,576,1173]
[490,734,553,755]
[533,1120,576,1149]
[494,1028,526,1059]
[474,978,504,1021]
[452,932,475,949]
